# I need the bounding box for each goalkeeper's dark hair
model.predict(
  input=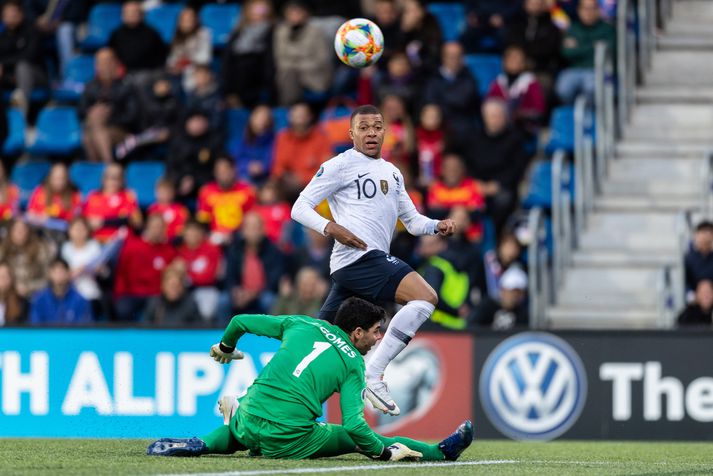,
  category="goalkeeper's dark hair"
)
[334,297,386,334]
[350,105,382,126]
